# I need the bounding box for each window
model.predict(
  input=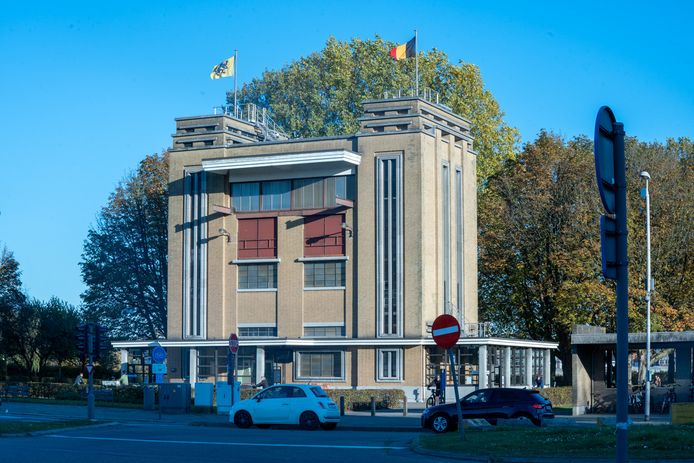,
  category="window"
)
[442,164,450,311]
[292,178,324,209]
[455,168,463,320]
[183,142,193,148]
[304,215,344,256]
[464,390,492,404]
[261,180,291,210]
[377,156,402,336]
[183,170,207,339]
[304,261,345,288]
[238,326,277,337]
[377,349,402,381]
[304,325,344,337]
[204,140,214,146]
[297,351,343,379]
[232,183,260,211]
[238,263,277,290]
[238,218,276,259]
